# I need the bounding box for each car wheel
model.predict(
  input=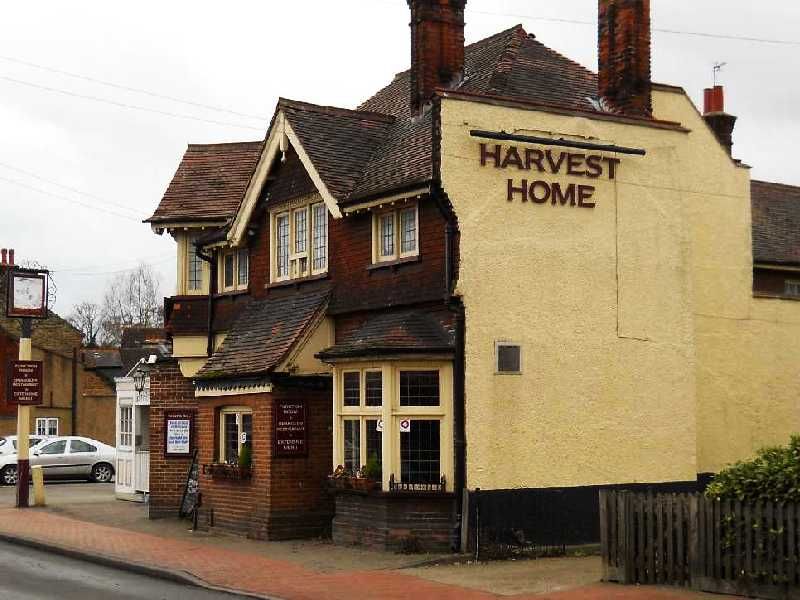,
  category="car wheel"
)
[1,465,17,486]
[91,463,114,483]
